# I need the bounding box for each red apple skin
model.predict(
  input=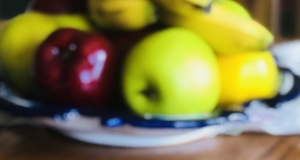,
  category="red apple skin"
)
[27,0,87,14]
[100,22,166,58]
[33,28,120,108]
